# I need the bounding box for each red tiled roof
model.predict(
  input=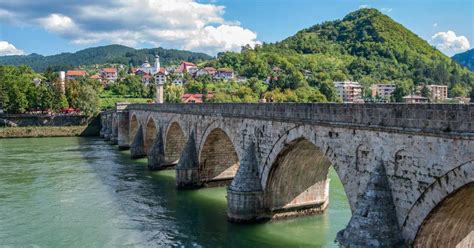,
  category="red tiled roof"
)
[157,67,167,74]
[90,74,101,79]
[181,93,214,103]
[66,70,86,76]
[182,61,196,66]
[102,68,117,73]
